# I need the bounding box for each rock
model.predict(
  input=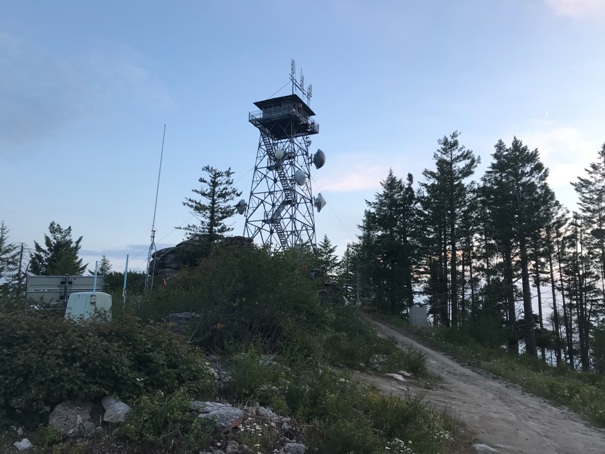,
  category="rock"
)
[473,444,499,452]
[256,406,278,419]
[13,438,33,451]
[102,395,132,423]
[48,401,96,438]
[398,370,412,378]
[385,373,406,382]
[163,312,201,335]
[226,440,240,454]
[282,442,305,454]
[195,401,244,430]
